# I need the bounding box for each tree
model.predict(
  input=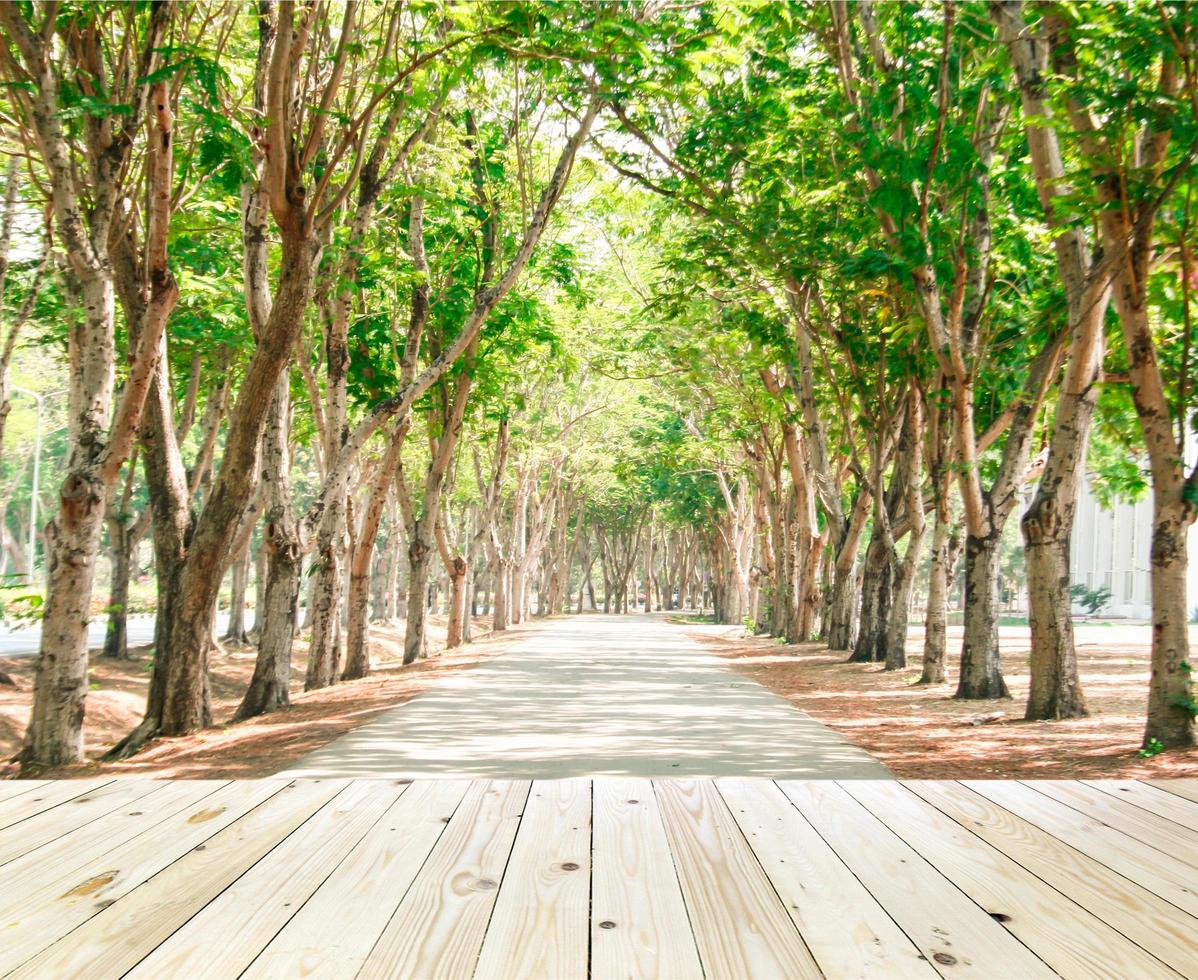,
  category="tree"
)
[1,2,178,766]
